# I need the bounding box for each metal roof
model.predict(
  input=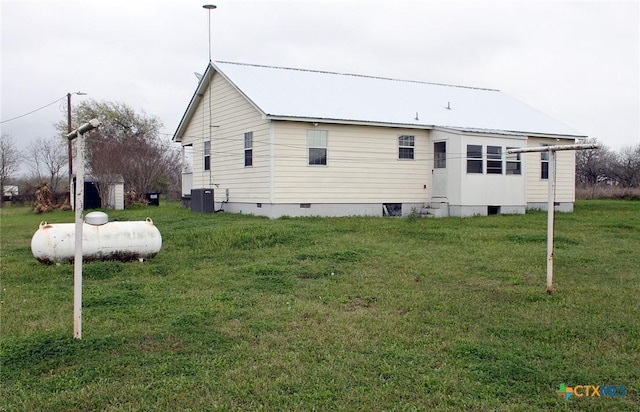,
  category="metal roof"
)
[174,61,585,141]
